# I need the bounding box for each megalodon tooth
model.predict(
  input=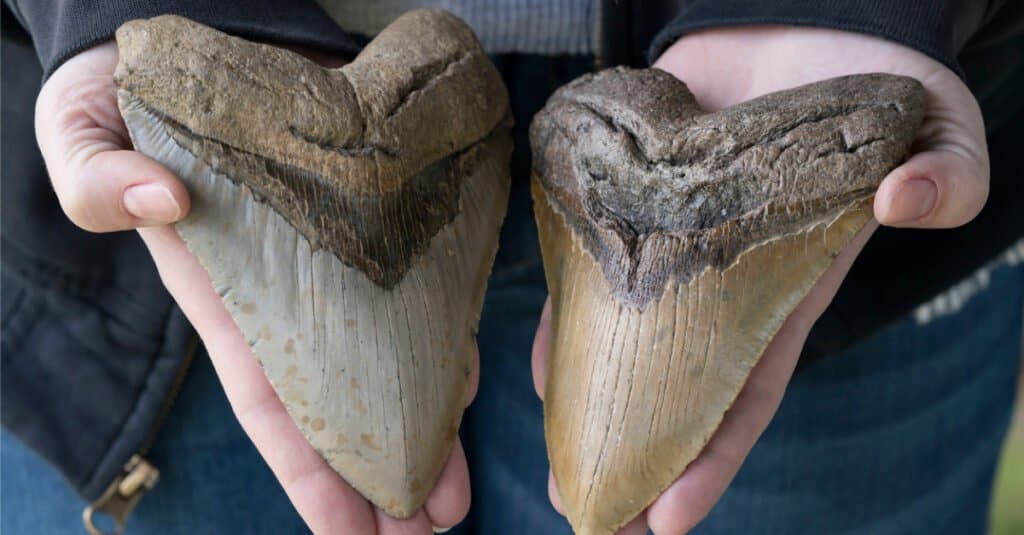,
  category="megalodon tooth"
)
[114,10,512,517]
[530,68,924,534]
